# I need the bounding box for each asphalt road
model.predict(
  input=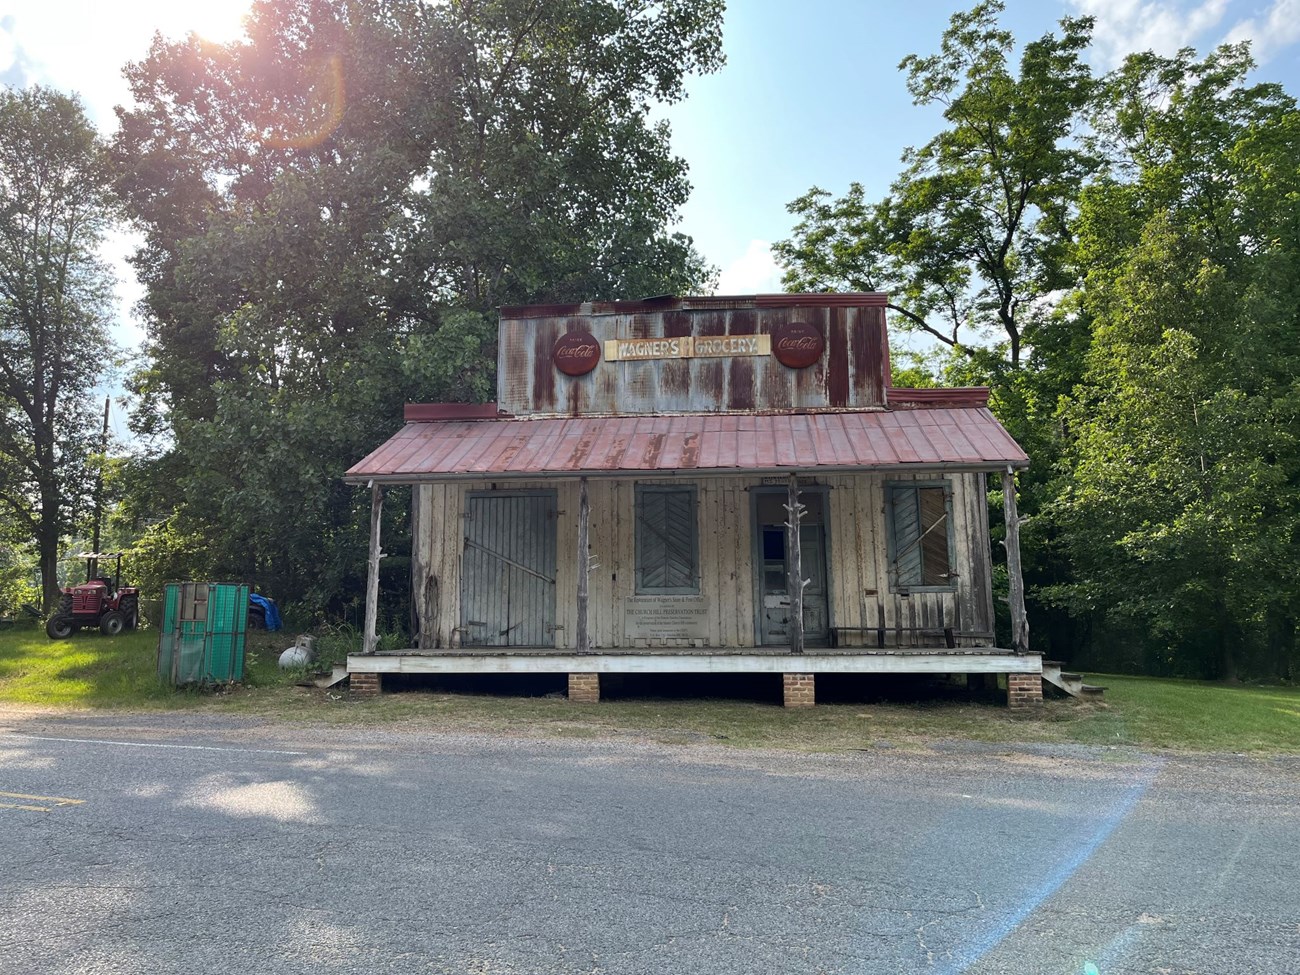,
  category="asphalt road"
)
[1,710,1297,975]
